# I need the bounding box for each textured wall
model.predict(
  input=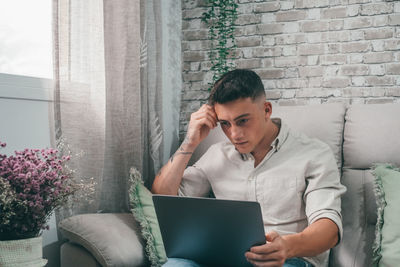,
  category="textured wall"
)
[180,0,400,138]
